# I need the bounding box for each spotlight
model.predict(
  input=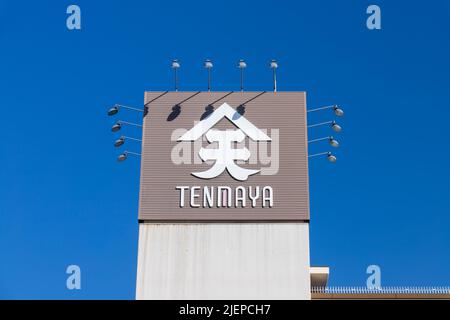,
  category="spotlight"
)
[333,105,344,117]
[329,137,339,148]
[172,59,180,91]
[171,59,180,69]
[270,59,278,69]
[204,59,213,69]
[111,122,122,132]
[107,105,119,116]
[238,59,246,91]
[331,121,342,132]
[117,150,141,162]
[327,153,337,163]
[114,137,125,147]
[238,59,247,69]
